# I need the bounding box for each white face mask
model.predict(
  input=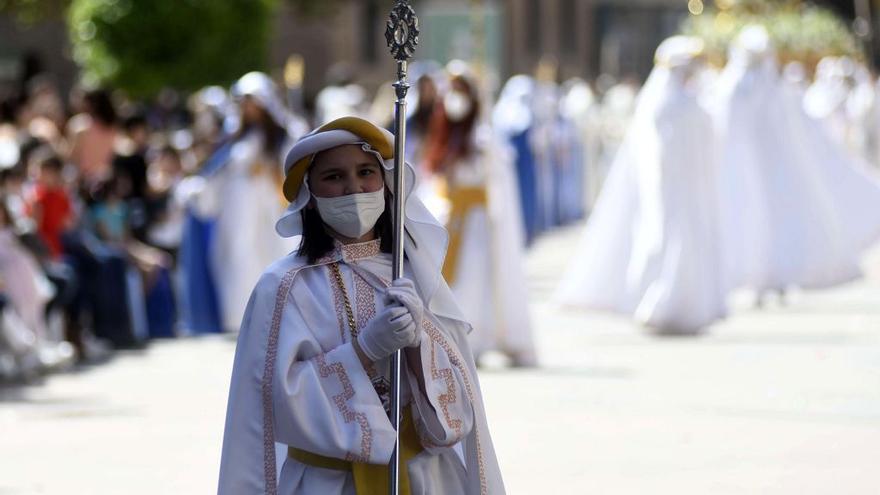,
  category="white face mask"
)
[444,90,473,122]
[313,189,386,239]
